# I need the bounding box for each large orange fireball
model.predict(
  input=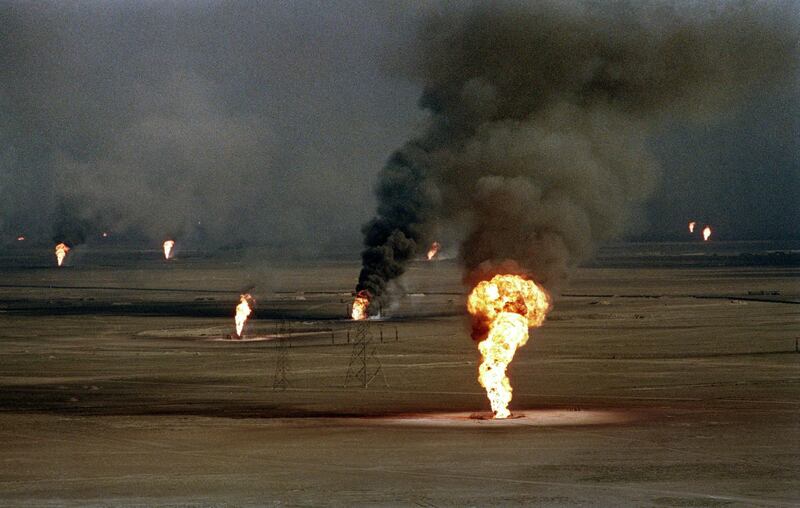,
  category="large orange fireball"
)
[351,290,370,320]
[467,274,551,418]
[54,243,70,267]
[234,294,254,338]
[427,241,441,260]
[163,240,175,259]
[703,225,712,241]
